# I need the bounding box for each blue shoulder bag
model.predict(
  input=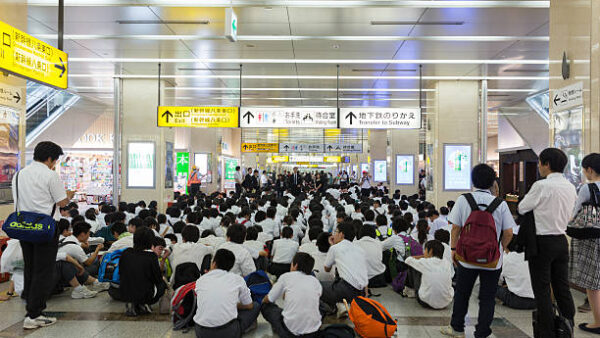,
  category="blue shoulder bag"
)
[2,171,57,243]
